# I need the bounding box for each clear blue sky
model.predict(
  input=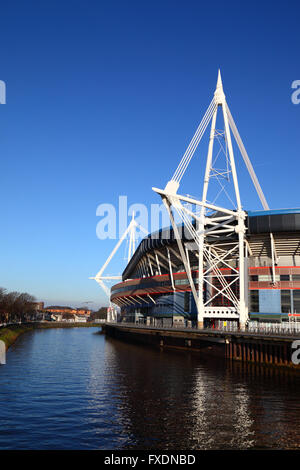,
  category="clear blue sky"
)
[0,0,299,309]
